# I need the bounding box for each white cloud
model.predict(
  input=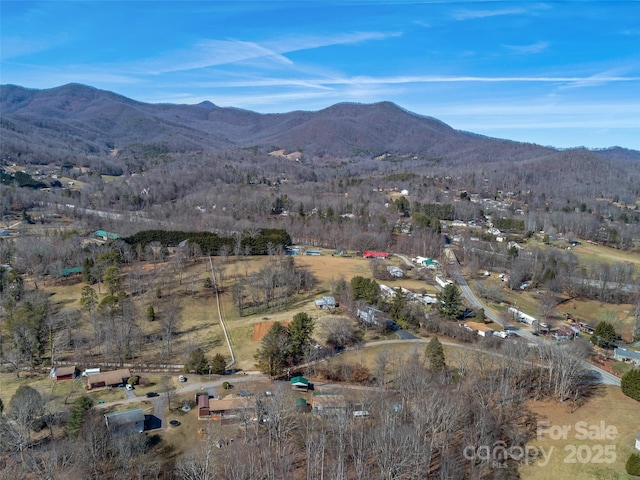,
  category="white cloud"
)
[453,8,525,20]
[503,41,550,54]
